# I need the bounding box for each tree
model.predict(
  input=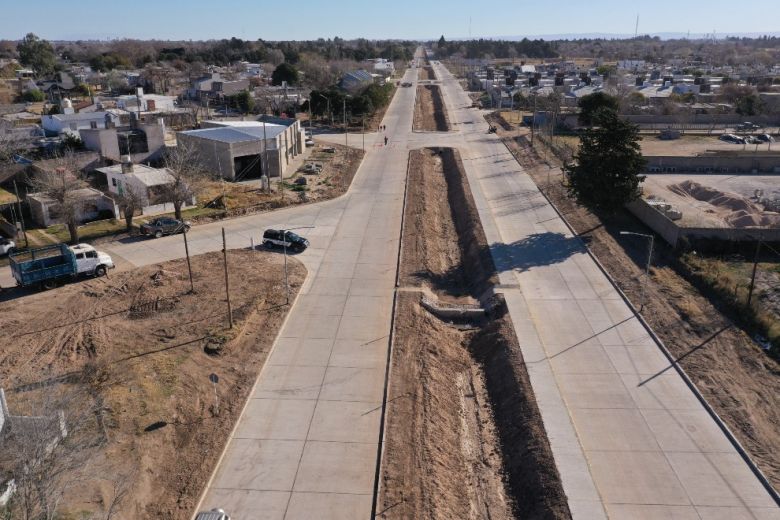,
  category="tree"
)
[116,182,145,231]
[735,94,764,116]
[17,33,57,77]
[271,63,299,86]
[161,142,207,220]
[21,89,45,102]
[577,91,620,126]
[231,90,255,113]
[28,152,88,244]
[566,110,646,214]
